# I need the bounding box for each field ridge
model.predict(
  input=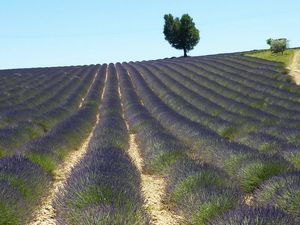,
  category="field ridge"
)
[0,54,299,224]
[289,49,300,84]
[28,69,103,224]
